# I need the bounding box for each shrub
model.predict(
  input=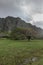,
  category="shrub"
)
[10,28,27,40]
